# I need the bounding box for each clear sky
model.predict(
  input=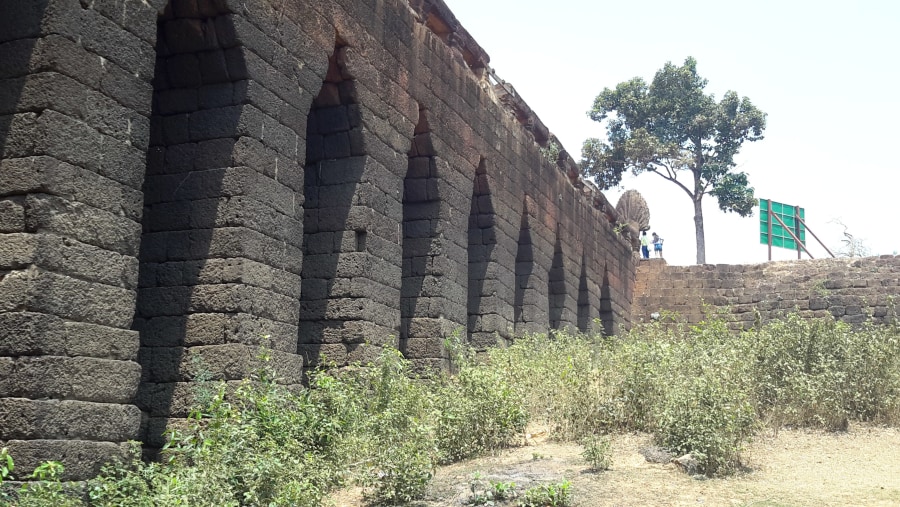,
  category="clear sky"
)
[446,0,899,265]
